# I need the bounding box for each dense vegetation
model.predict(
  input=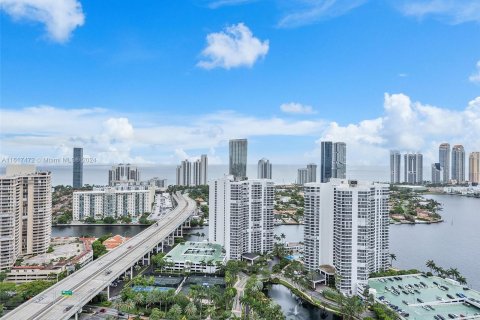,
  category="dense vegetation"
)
[0,280,53,311]
[426,260,467,284]
[92,233,112,259]
[389,186,442,222]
